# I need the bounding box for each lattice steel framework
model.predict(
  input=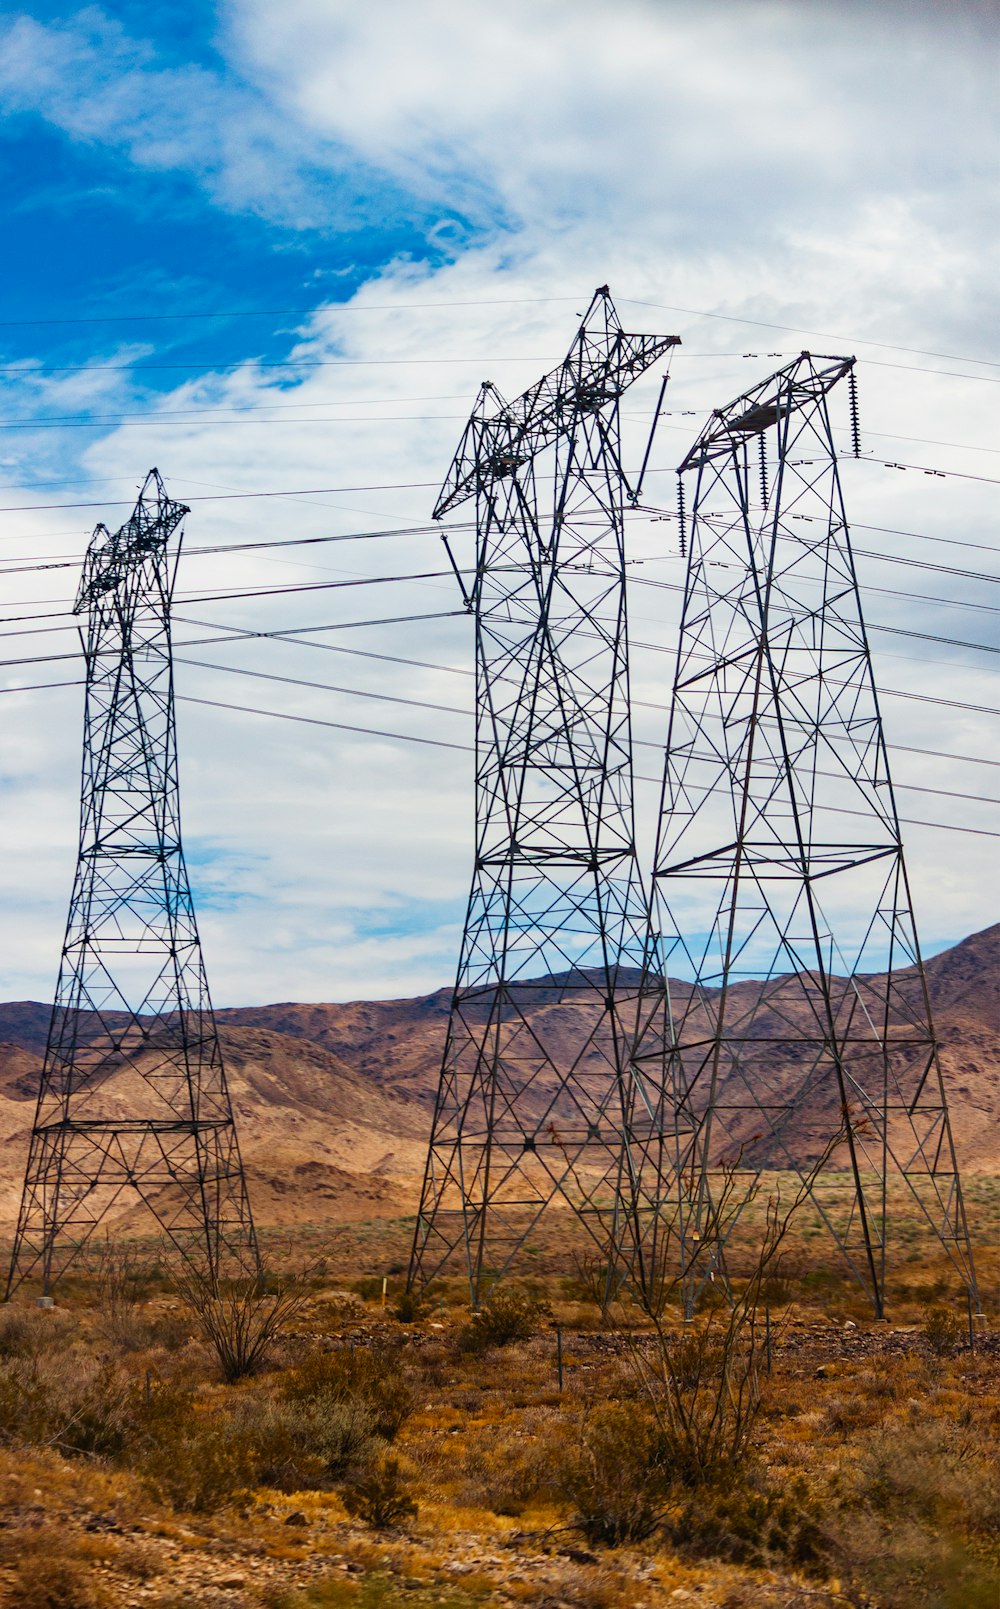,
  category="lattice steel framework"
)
[629,354,978,1316]
[409,290,679,1302]
[7,470,259,1296]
